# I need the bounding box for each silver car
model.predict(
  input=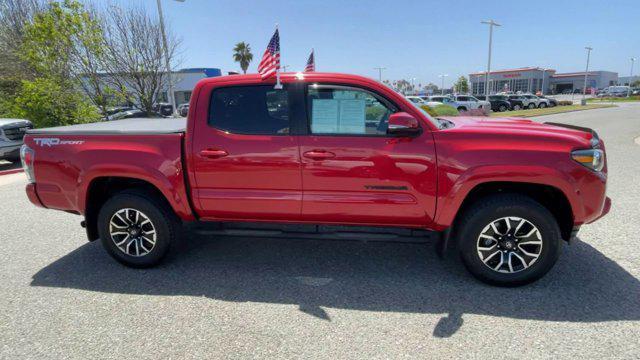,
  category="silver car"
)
[0,119,33,162]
